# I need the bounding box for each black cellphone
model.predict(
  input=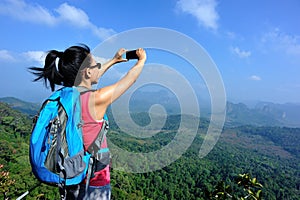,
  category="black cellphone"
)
[126,50,139,60]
